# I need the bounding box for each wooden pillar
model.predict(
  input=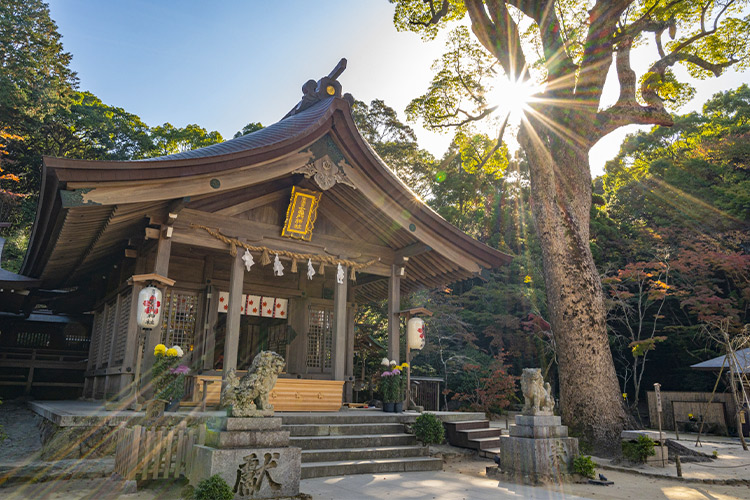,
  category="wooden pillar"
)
[288,271,309,374]
[118,283,142,398]
[388,265,401,362]
[222,252,244,378]
[203,285,219,371]
[332,266,347,382]
[199,255,216,371]
[344,303,355,402]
